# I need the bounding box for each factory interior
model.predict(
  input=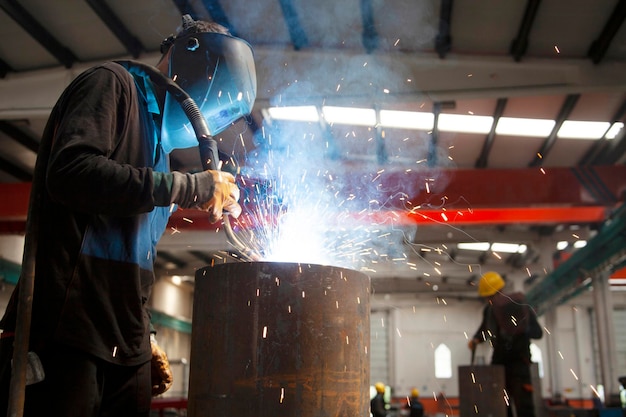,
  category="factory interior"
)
[1,0,626,416]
